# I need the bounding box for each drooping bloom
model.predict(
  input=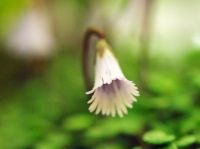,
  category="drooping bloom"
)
[86,40,139,117]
